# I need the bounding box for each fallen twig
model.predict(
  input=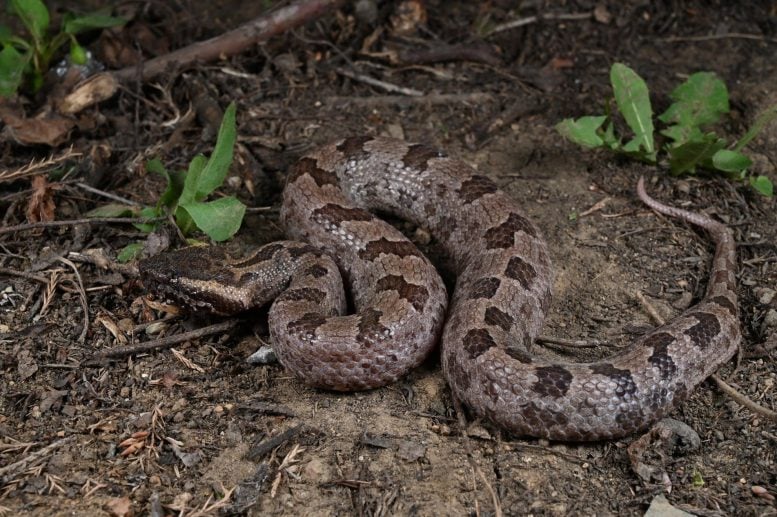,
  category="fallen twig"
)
[113,0,345,83]
[57,257,89,343]
[635,290,666,326]
[0,216,165,235]
[711,374,777,422]
[335,67,423,96]
[485,11,592,37]
[246,425,303,461]
[85,319,240,363]
[74,182,142,207]
[660,33,777,44]
[0,436,76,483]
[324,92,494,108]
